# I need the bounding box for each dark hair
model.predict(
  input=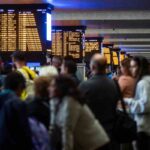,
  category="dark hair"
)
[11,51,26,62]
[53,75,84,104]
[132,56,149,81]
[63,57,77,74]
[1,63,12,75]
[4,72,26,91]
[121,58,131,75]
[52,56,63,64]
